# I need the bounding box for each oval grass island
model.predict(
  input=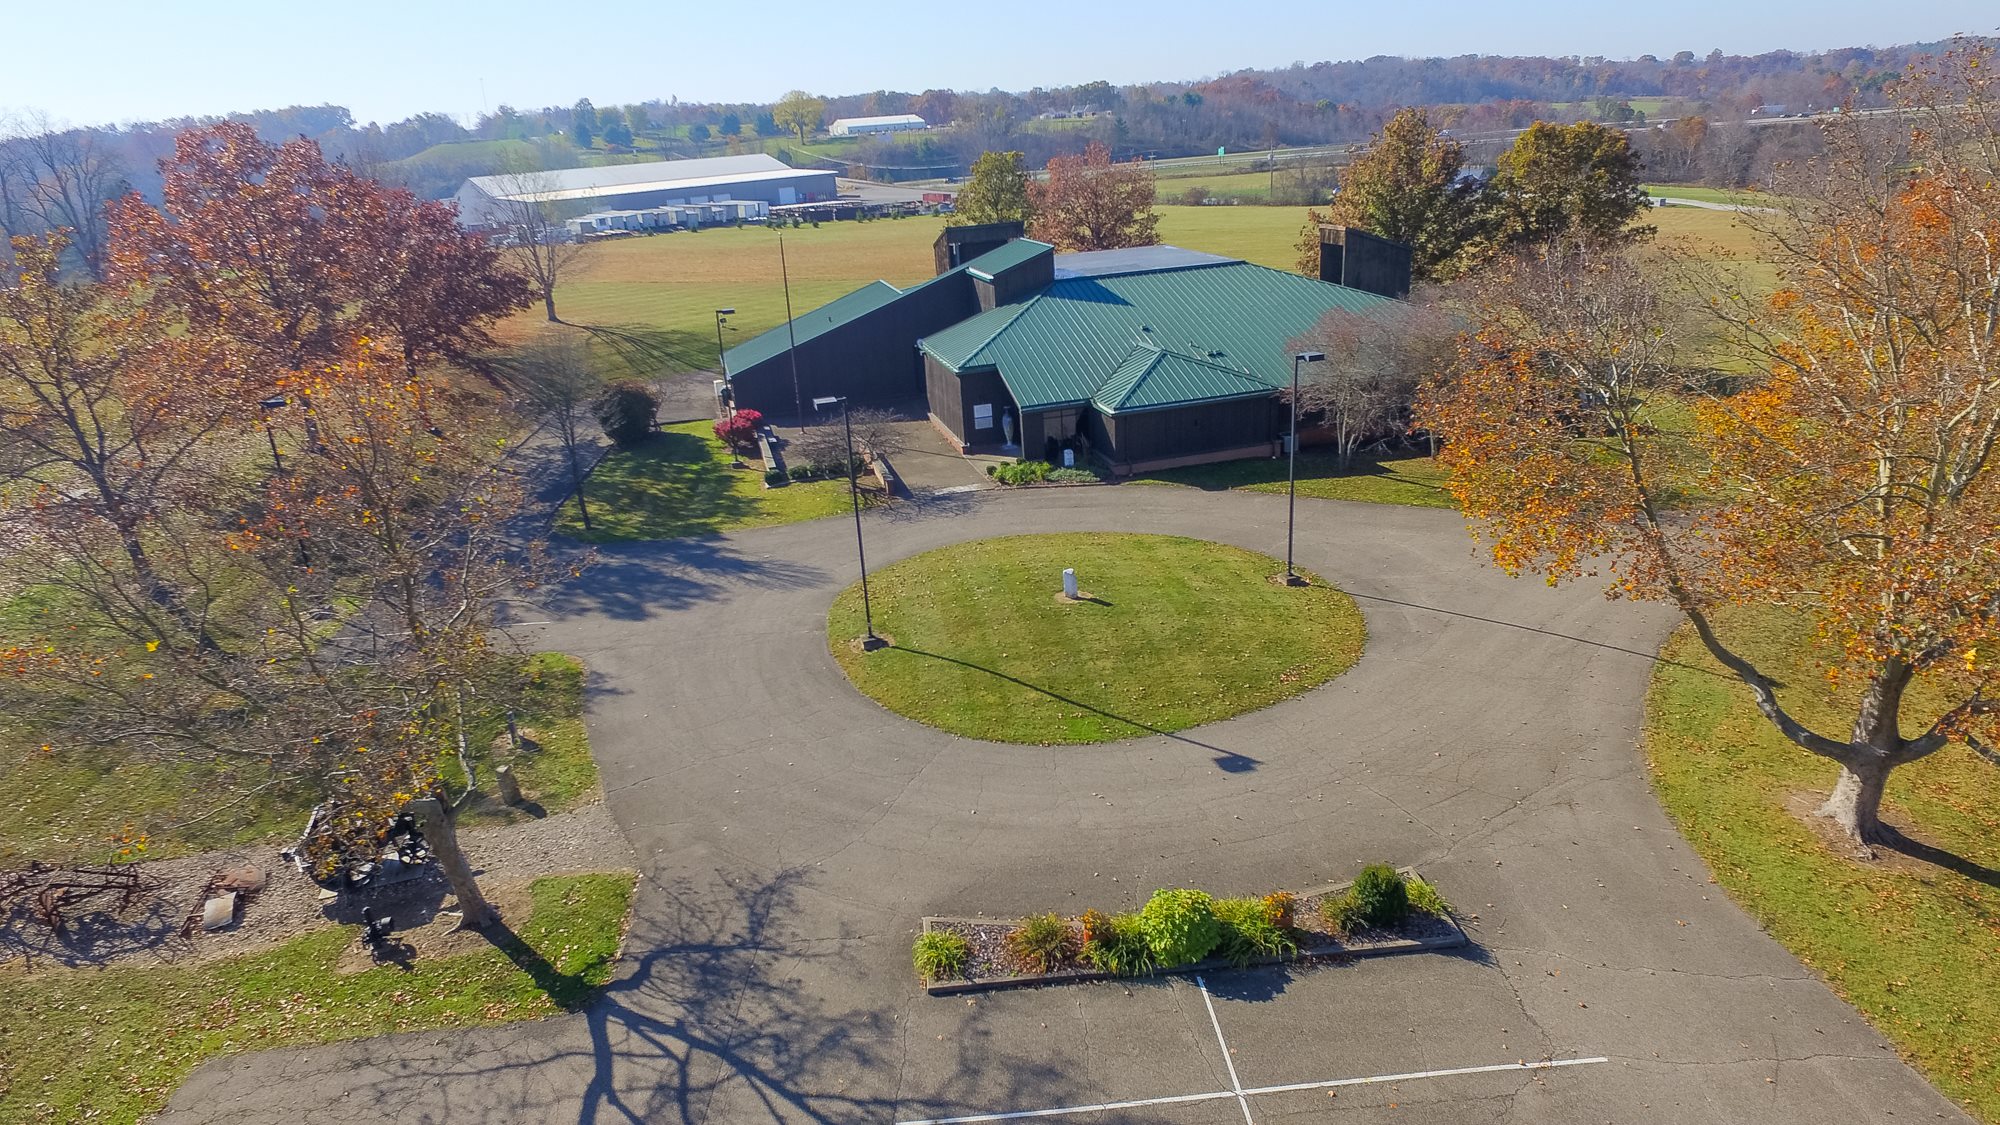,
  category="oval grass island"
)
[827,532,1365,744]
